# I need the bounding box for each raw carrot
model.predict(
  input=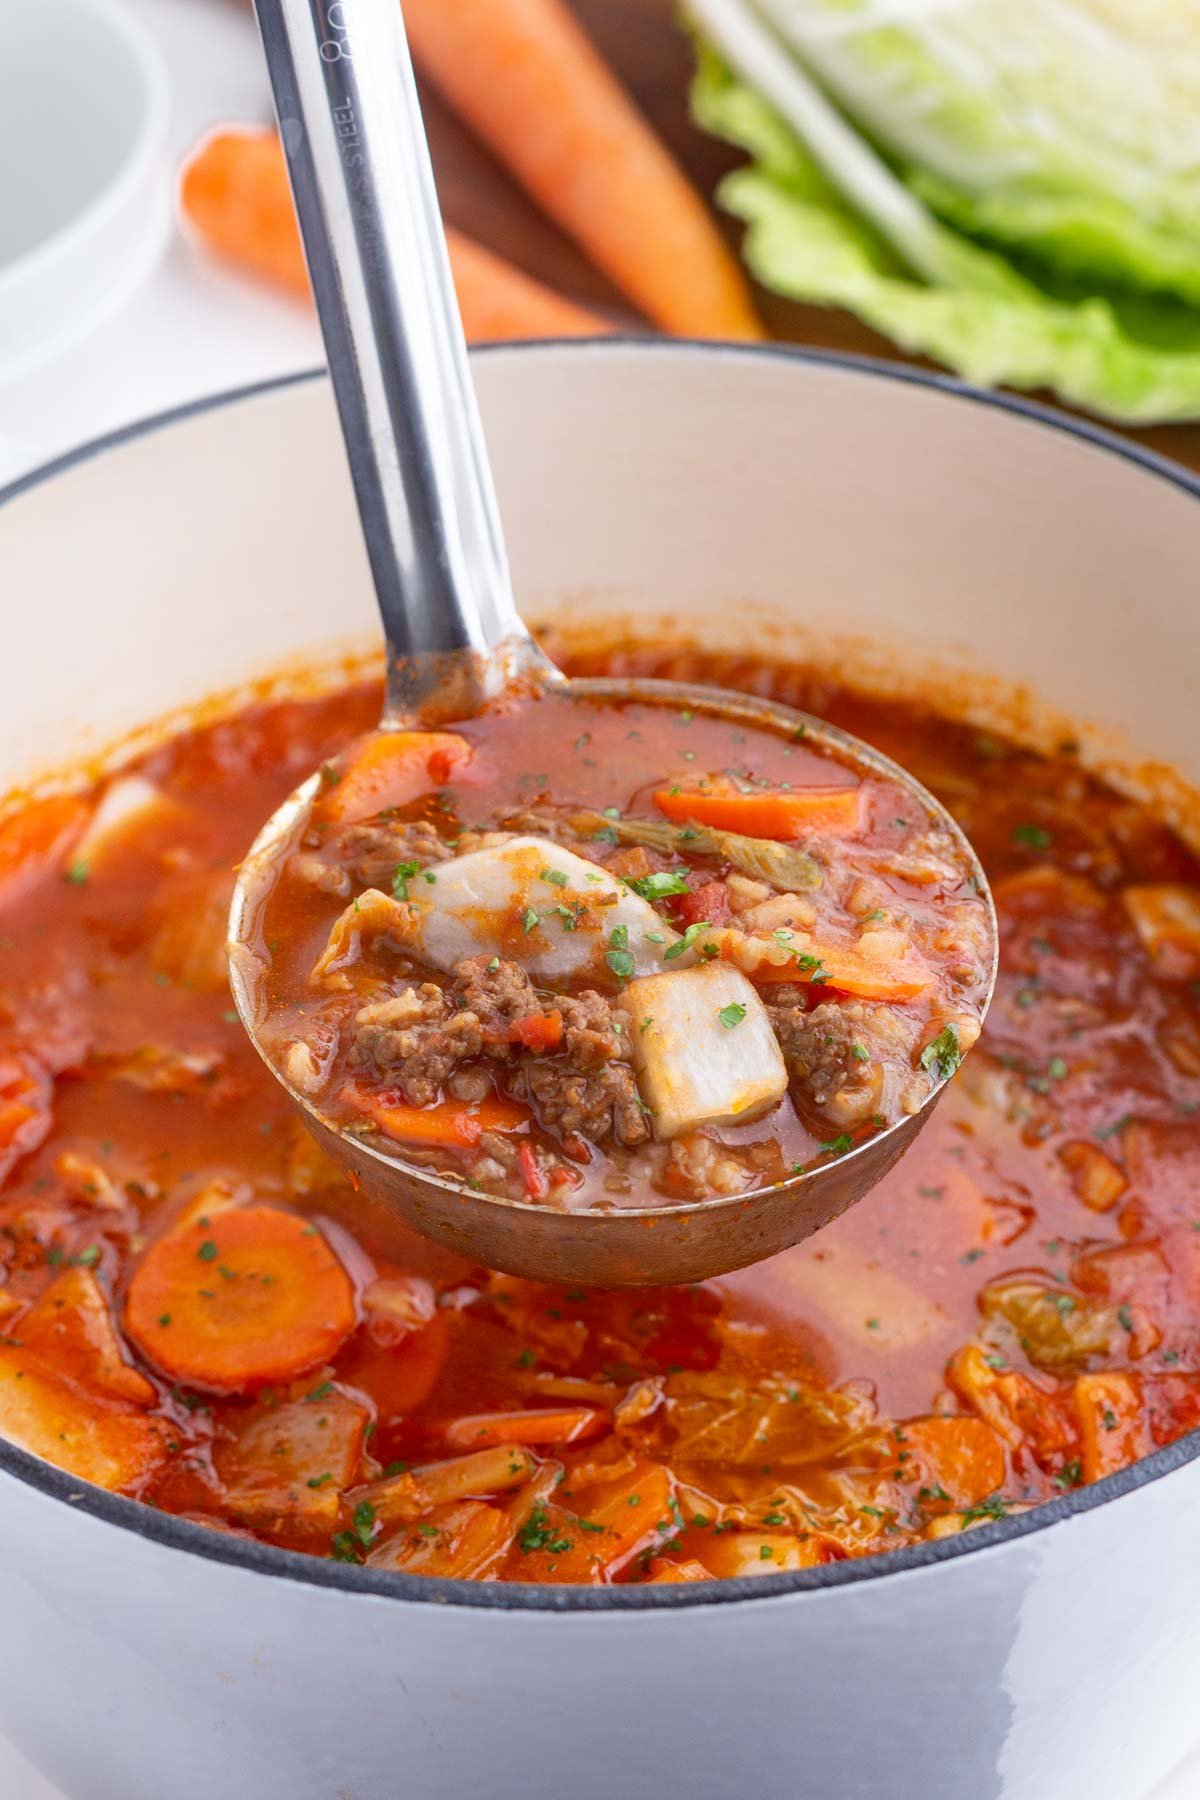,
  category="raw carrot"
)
[343,1086,530,1149]
[401,0,763,338]
[123,1206,358,1395]
[444,1406,608,1450]
[320,729,475,824]
[653,785,864,838]
[180,128,611,339]
[444,229,612,341]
